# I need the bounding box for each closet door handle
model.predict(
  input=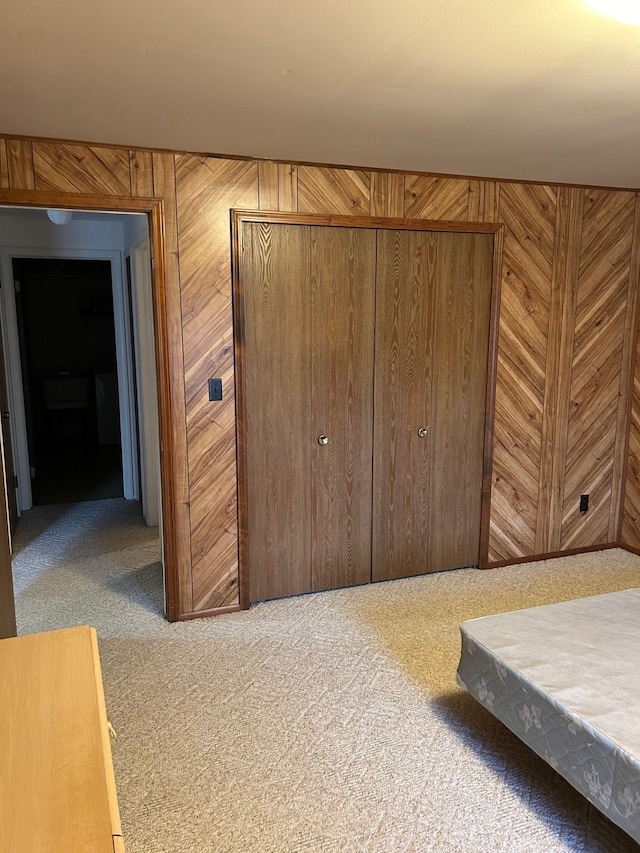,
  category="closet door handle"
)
[417,427,428,438]
[318,434,329,446]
